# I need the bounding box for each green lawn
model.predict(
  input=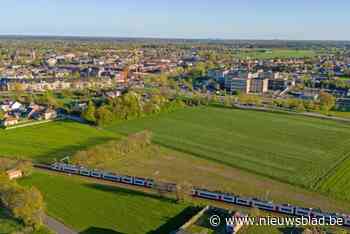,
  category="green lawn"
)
[20,171,197,234]
[232,49,316,59]
[0,120,118,163]
[105,106,350,188]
